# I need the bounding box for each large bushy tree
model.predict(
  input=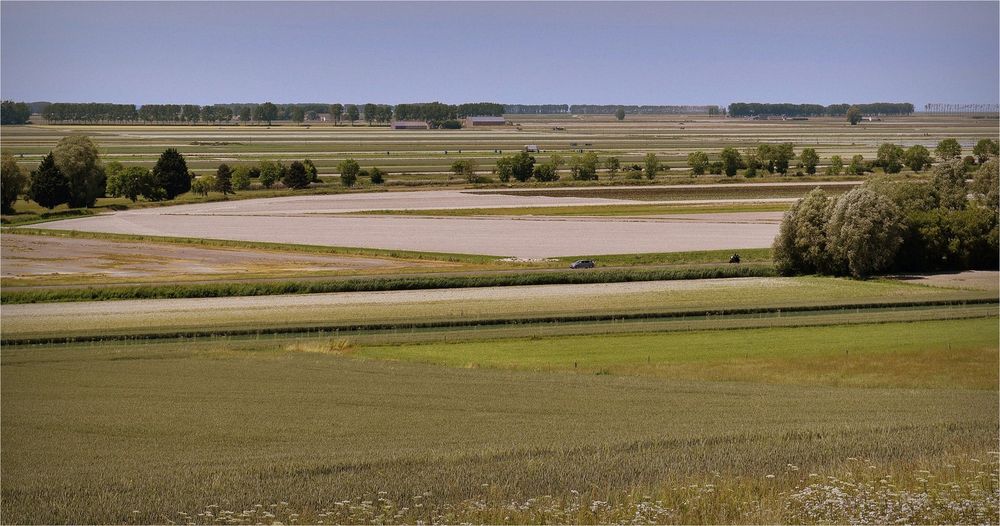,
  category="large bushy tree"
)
[903,145,932,172]
[825,187,905,278]
[846,106,862,125]
[495,152,535,183]
[106,165,161,202]
[152,148,191,199]
[687,151,709,175]
[282,161,310,189]
[973,138,999,164]
[935,138,962,160]
[875,143,905,174]
[931,159,968,210]
[799,148,819,175]
[570,152,599,181]
[52,135,105,208]
[337,159,360,187]
[773,188,834,275]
